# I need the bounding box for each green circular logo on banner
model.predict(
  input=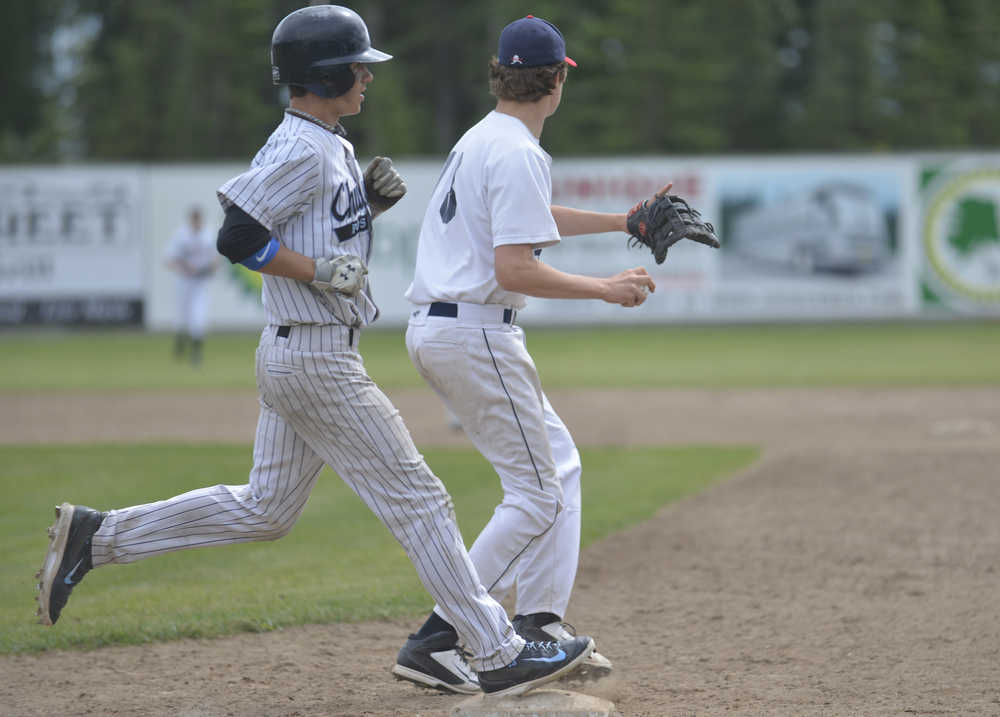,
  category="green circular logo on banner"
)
[923,169,1000,307]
